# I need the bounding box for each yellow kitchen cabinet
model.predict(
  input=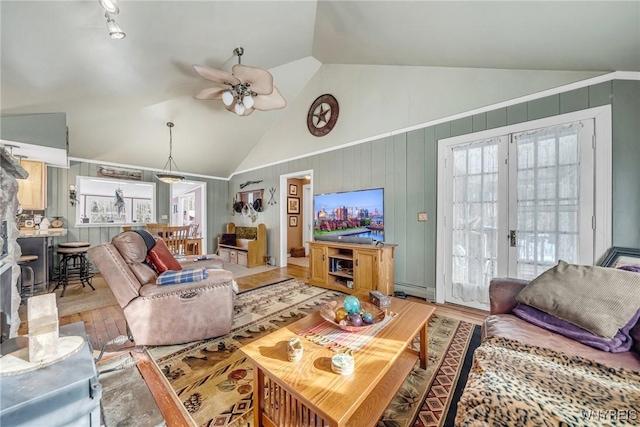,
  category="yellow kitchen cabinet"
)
[17,160,47,210]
